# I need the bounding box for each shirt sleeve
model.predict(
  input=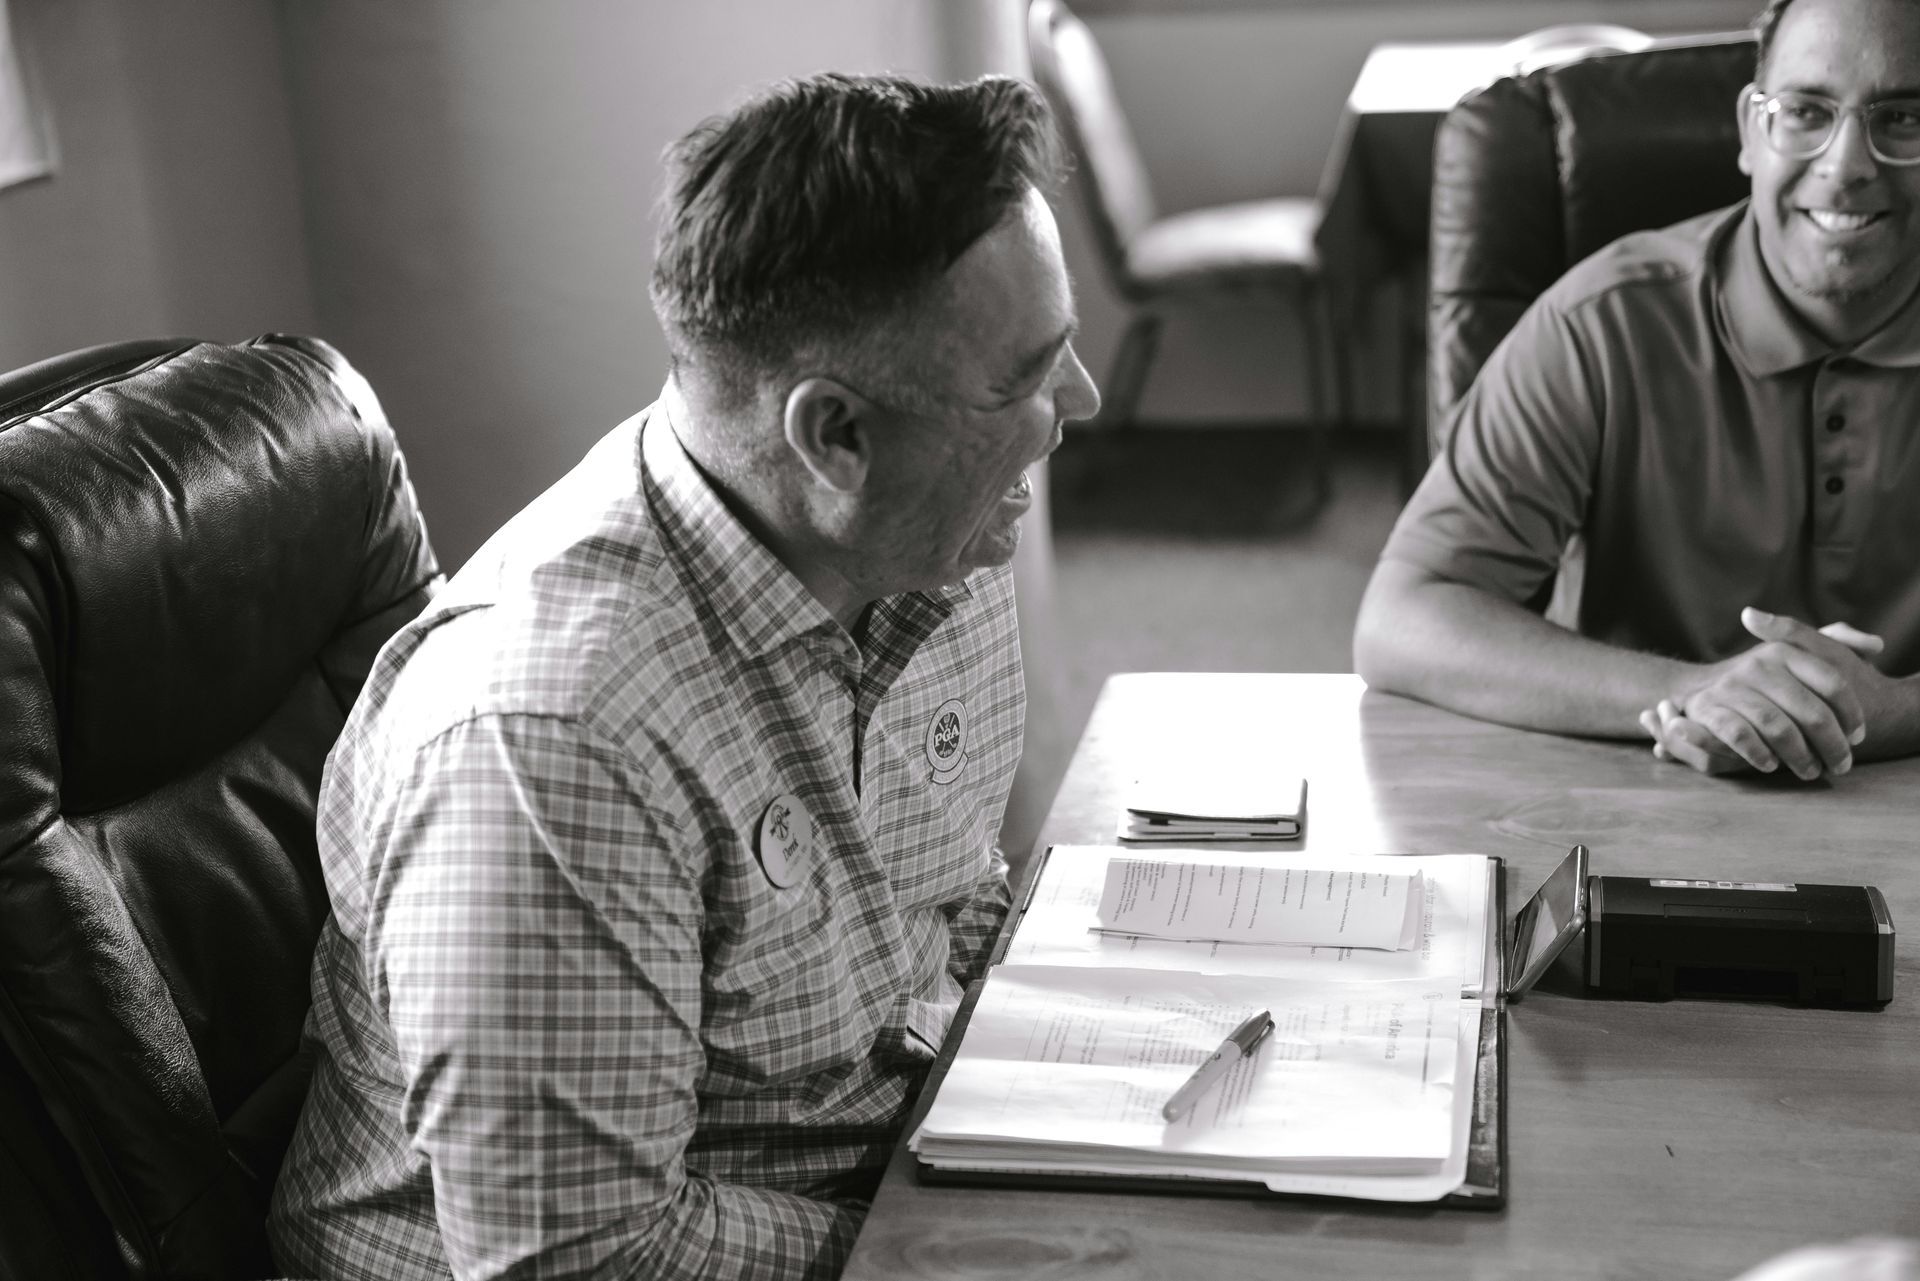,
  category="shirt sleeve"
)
[374,713,862,1281]
[943,842,1011,986]
[1382,289,1604,608]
